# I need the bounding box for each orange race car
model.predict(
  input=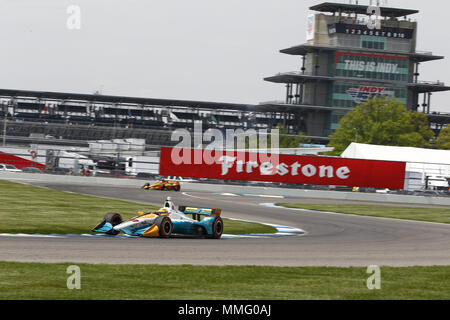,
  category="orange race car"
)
[142,179,181,192]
